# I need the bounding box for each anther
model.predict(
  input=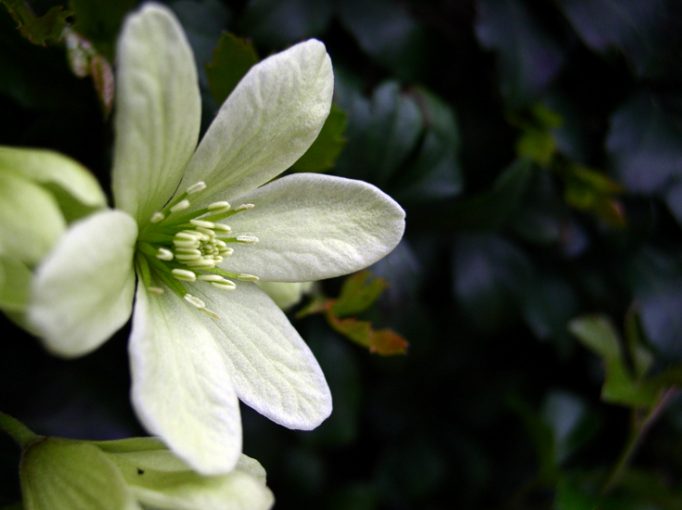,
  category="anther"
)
[172,268,196,282]
[236,234,259,243]
[190,219,215,229]
[211,281,237,290]
[208,201,231,212]
[170,199,191,213]
[236,203,255,211]
[173,239,199,249]
[184,293,206,309]
[186,181,207,194]
[221,247,234,256]
[195,226,215,238]
[175,231,201,241]
[156,247,174,261]
[213,223,232,233]
[236,273,260,282]
[150,212,165,224]
[147,286,165,294]
[175,252,202,262]
[186,259,216,269]
[198,274,226,282]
